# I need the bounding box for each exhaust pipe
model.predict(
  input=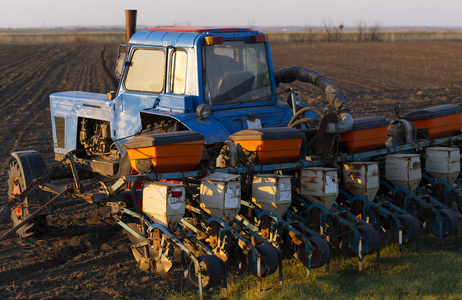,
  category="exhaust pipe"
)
[274,66,353,134]
[125,9,137,44]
